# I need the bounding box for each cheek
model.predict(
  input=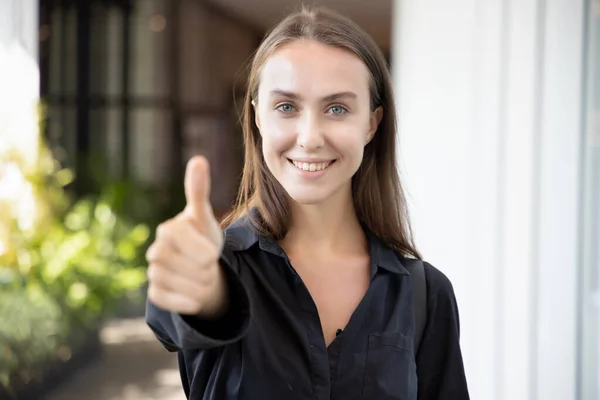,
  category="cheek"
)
[259,114,296,156]
[328,125,367,158]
